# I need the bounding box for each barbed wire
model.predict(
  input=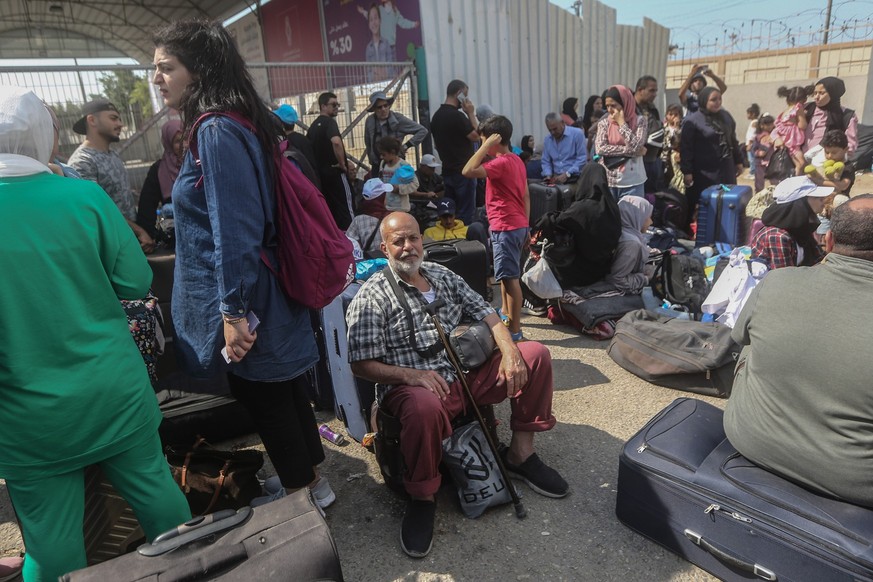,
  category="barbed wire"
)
[668,15,873,61]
